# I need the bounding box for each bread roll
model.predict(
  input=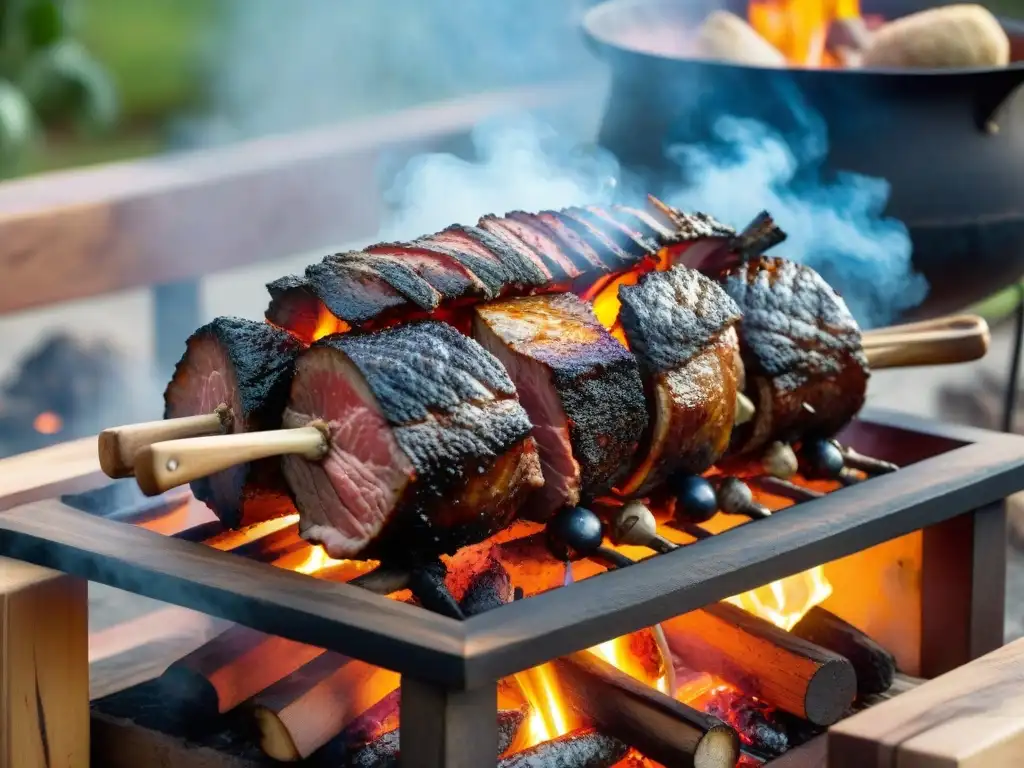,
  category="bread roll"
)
[862,4,1010,69]
[697,11,787,67]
